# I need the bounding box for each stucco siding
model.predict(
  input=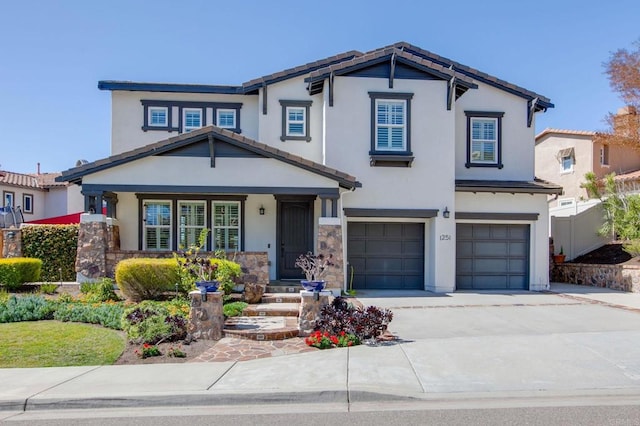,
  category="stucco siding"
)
[455,83,535,181]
